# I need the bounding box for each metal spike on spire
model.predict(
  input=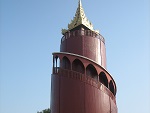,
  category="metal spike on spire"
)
[79,0,82,6]
[62,0,99,34]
